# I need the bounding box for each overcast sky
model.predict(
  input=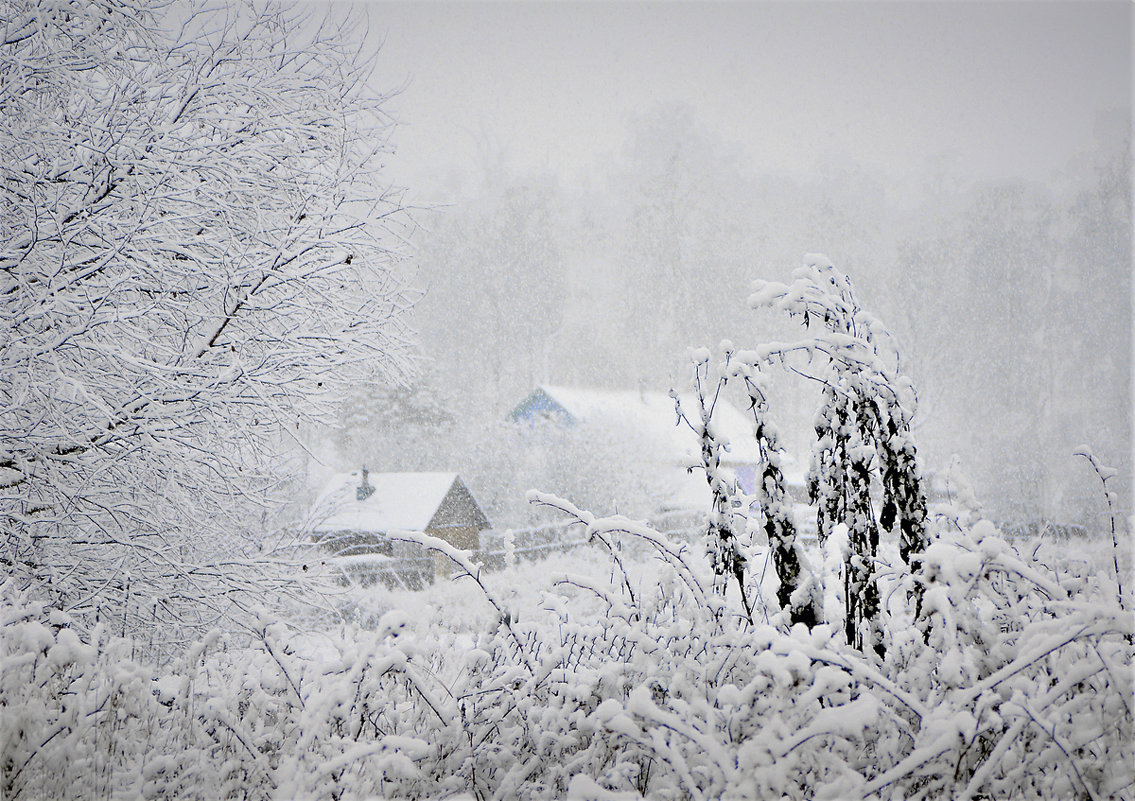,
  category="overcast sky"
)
[357,1,1130,202]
